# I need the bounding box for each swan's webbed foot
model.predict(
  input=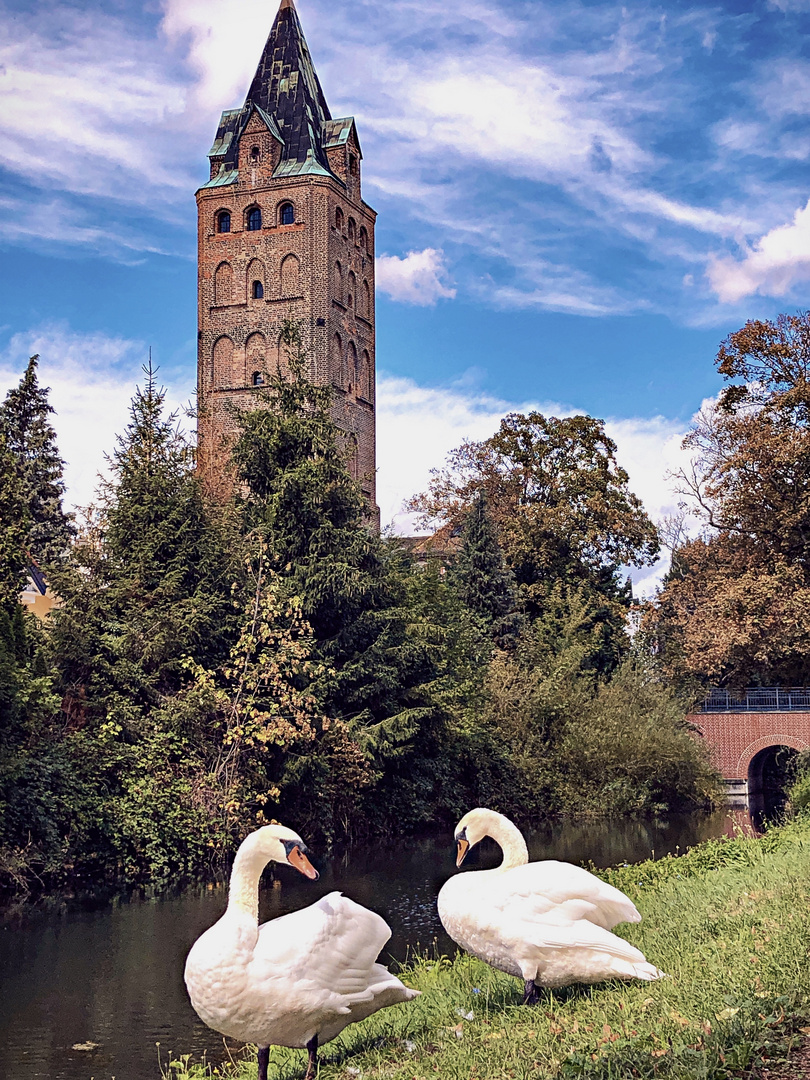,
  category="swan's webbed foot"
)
[522,979,539,1006]
[303,1034,318,1080]
[258,1046,270,1080]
